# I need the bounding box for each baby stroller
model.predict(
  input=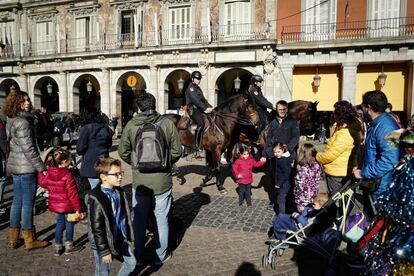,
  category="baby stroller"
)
[262,179,365,271]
